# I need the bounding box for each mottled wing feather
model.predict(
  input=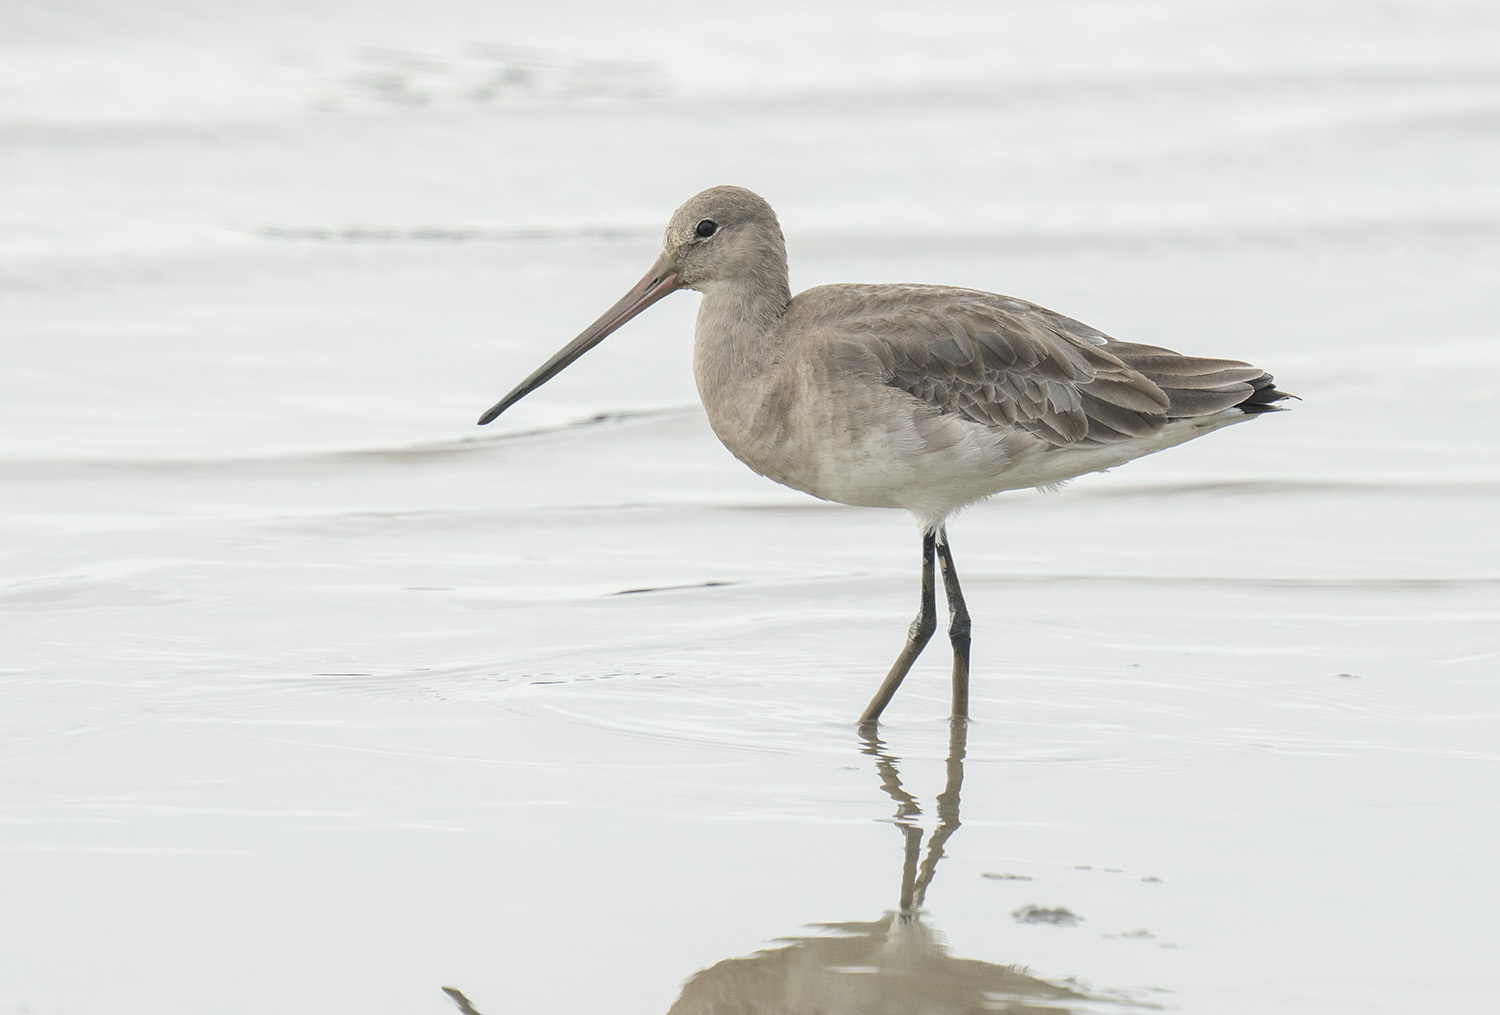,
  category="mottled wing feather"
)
[817,285,1278,448]
[862,290,1163,446]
